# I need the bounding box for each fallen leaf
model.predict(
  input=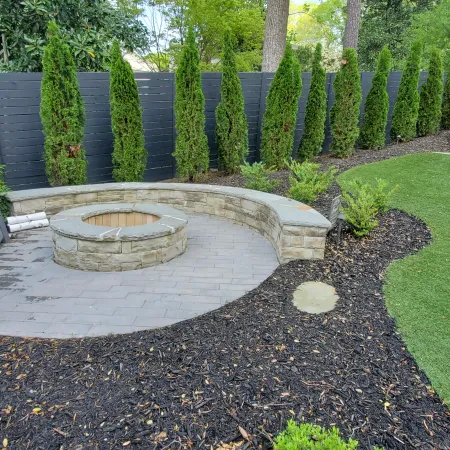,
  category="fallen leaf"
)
[238,425,249,441]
